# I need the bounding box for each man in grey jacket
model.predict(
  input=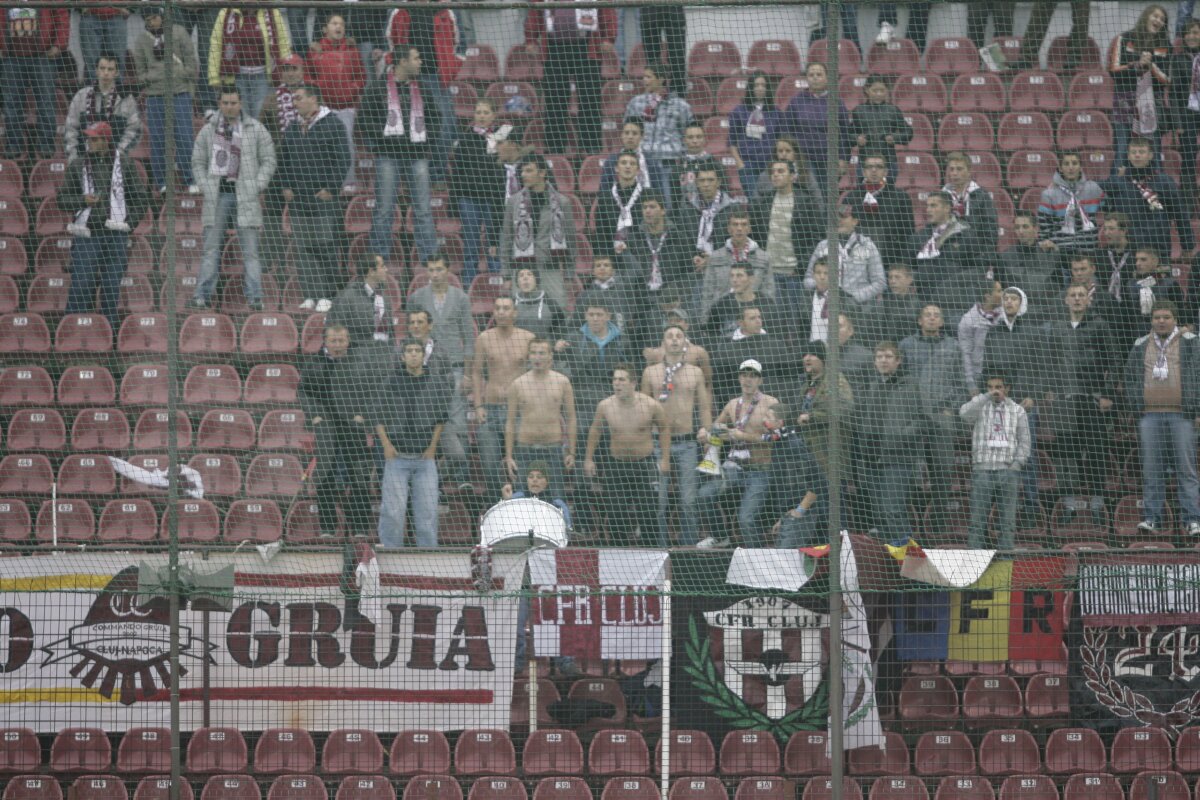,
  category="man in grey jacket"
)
[190,87,276,310]
[500,153,577,308]
[805,204,886,306]
[960,373,1031,550]
[64,53,142,164]
[131,7,198,193]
